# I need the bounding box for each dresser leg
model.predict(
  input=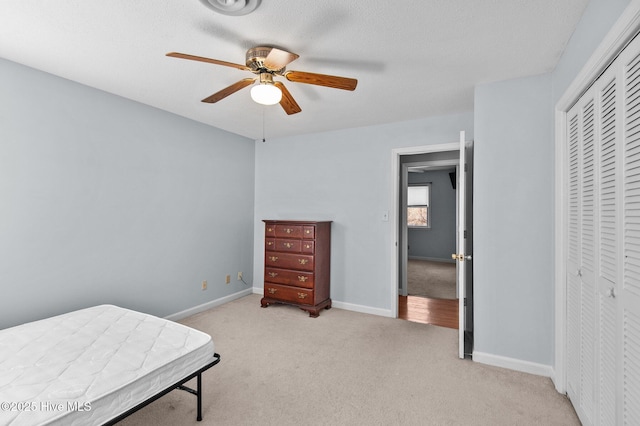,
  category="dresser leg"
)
[301,299,332,317]
[307,308,320,318]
